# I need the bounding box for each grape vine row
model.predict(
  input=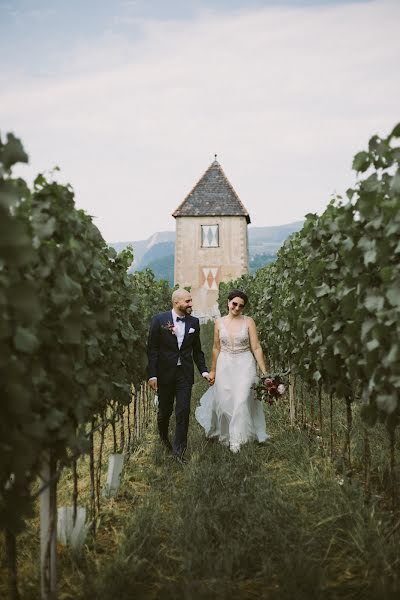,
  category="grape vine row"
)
[0,132,172,596]
[219,123,400,499]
